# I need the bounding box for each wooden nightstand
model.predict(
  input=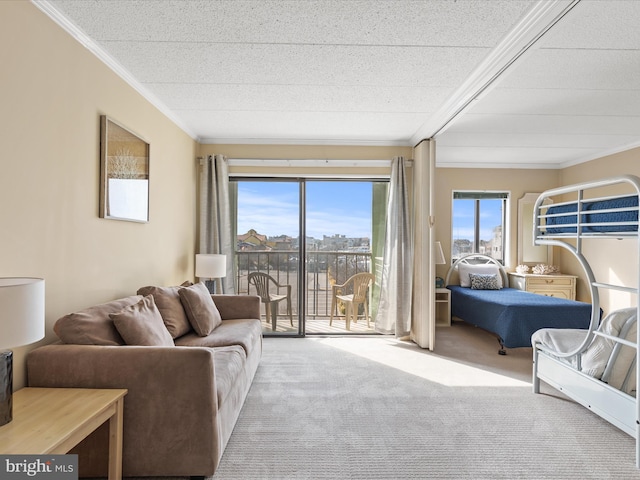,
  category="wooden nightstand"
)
[0,387,127,480]
[435,288,451,326]
[508,272,577,300]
